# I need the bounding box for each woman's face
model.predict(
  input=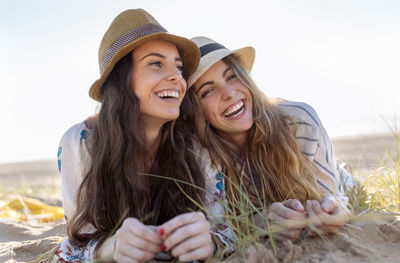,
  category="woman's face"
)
[193,60,254,145]
[131,40,186,125]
